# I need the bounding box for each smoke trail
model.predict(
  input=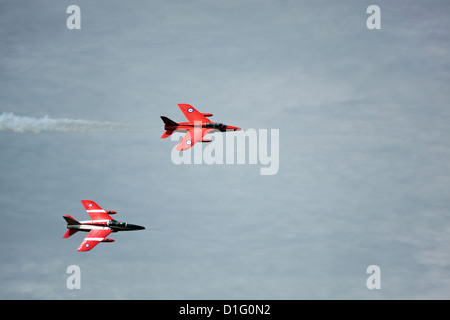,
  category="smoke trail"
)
[0,112,137,133]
